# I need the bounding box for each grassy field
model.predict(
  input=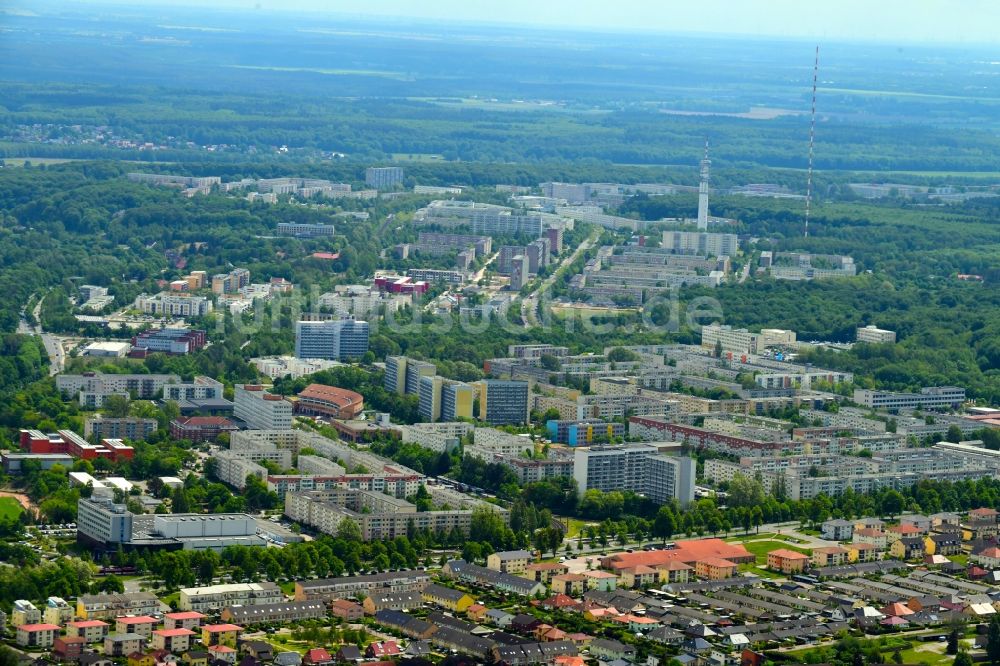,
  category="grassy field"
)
[564,518,592,539]
[0,497,24,520]
[896,645,952,666]
[739,540,811,564]
[2,157,82,166]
